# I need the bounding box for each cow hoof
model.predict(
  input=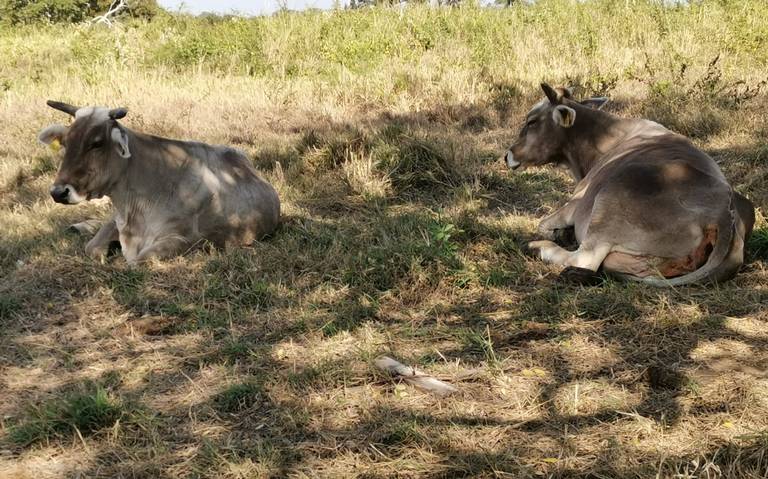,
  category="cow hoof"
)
[522,243,536,257]
[85,241,121,261]
[67,220,101,236]
[559,266,603,286]
[552,227,577,248]
[524,240,547,259]
[107,240,122,256]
